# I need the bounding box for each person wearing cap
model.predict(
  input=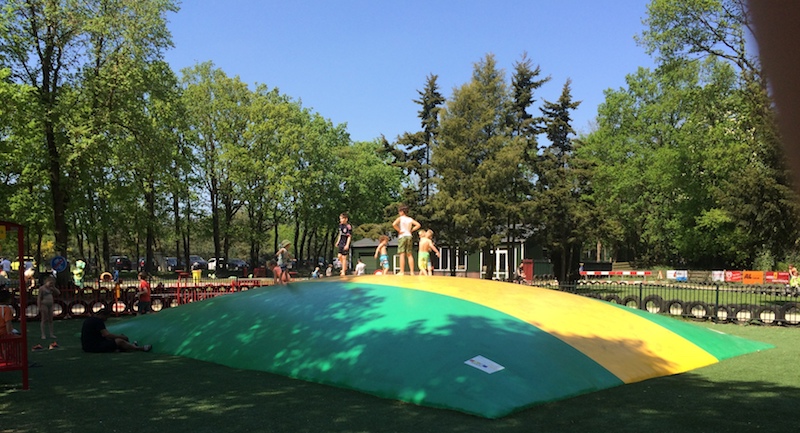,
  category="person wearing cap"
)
[275,240,292,284]
[80,308,151,353]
